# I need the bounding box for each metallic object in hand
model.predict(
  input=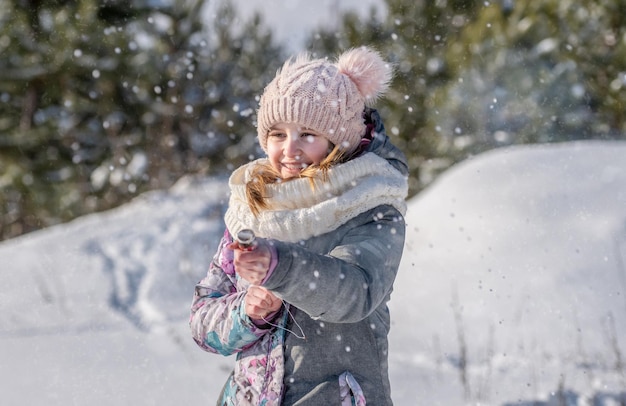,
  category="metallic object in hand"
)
[236,229,256,248]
